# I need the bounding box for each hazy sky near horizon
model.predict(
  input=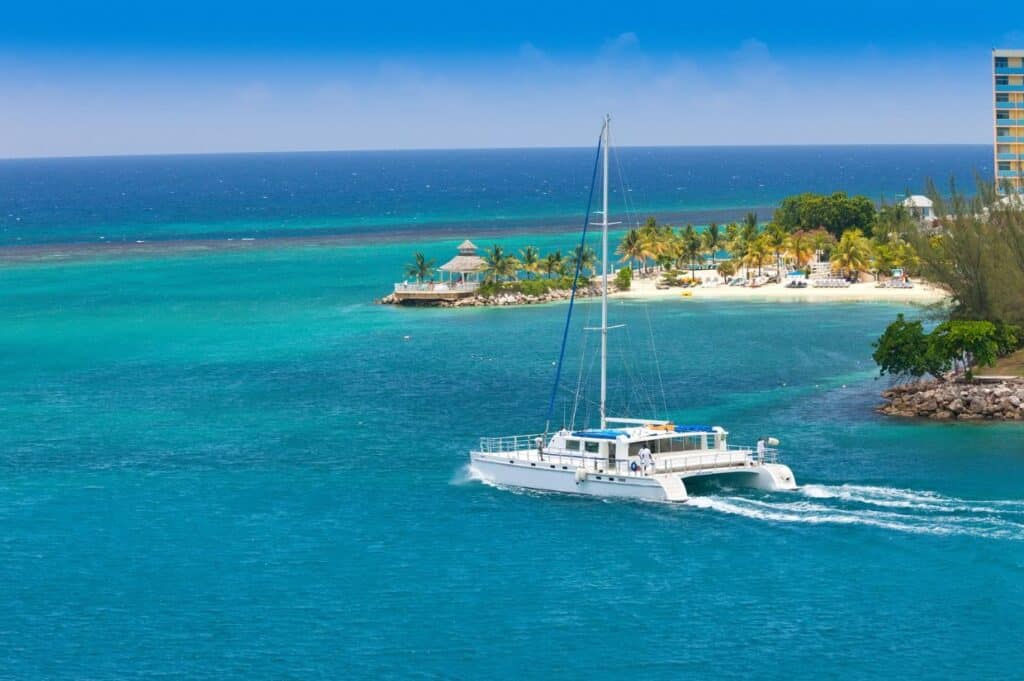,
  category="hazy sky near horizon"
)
[2,1,1021,158]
